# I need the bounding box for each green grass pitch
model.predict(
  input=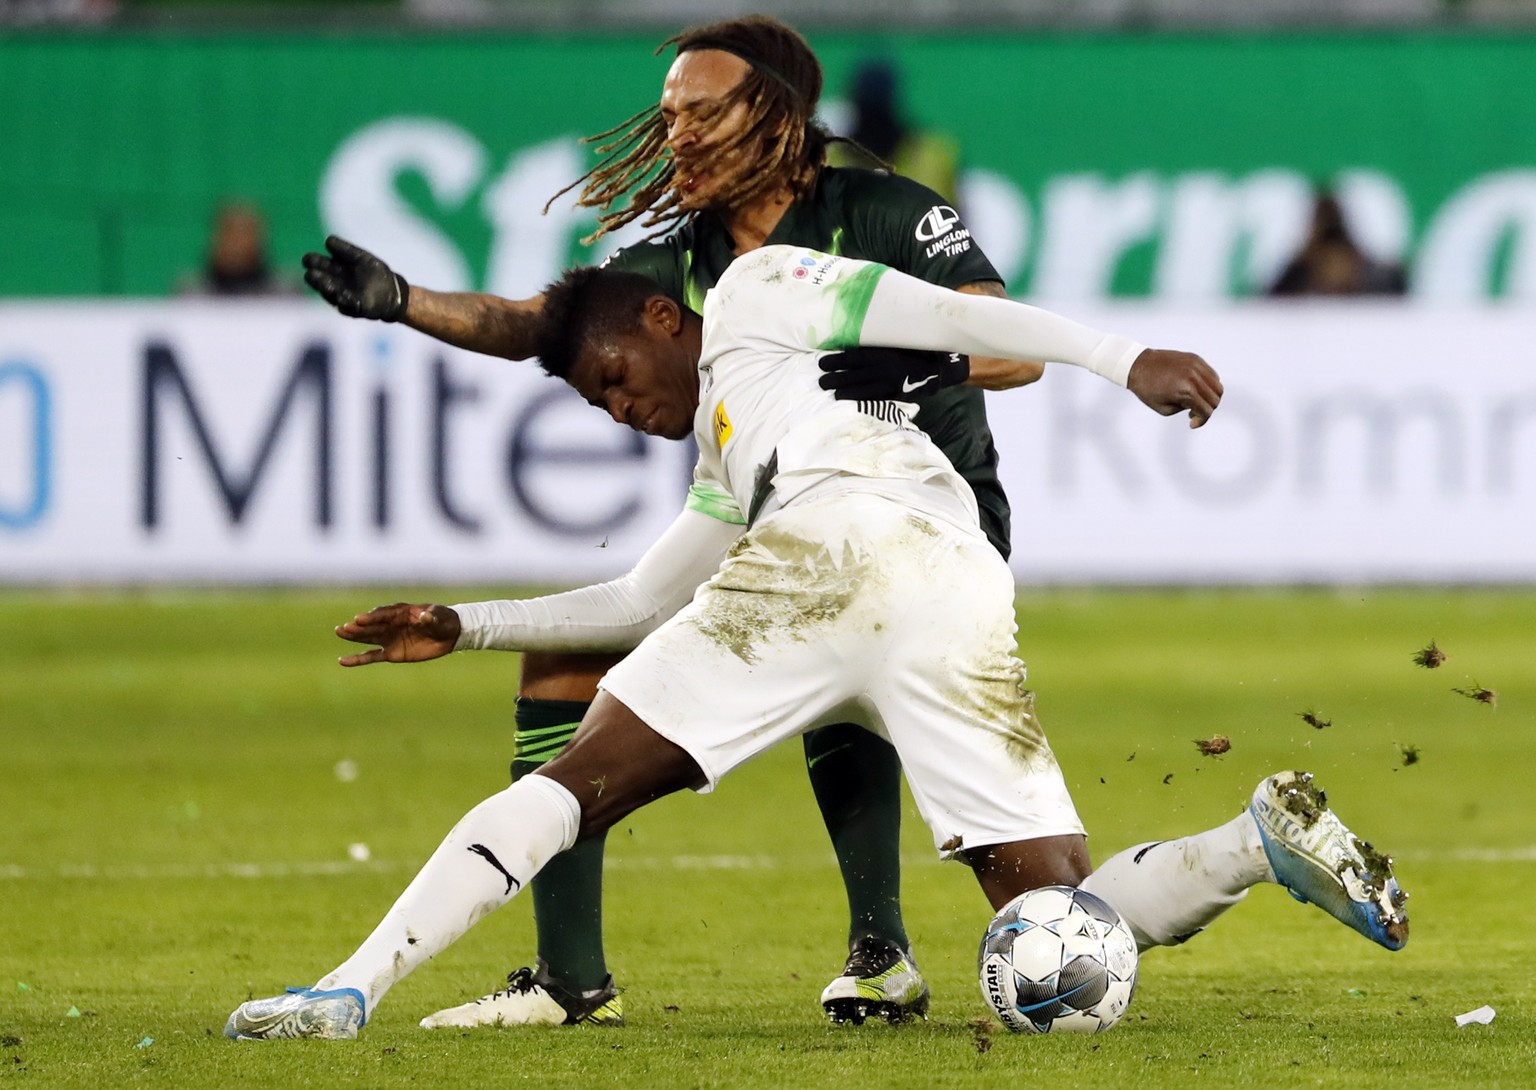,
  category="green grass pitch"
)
[2,587,1532,1089]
